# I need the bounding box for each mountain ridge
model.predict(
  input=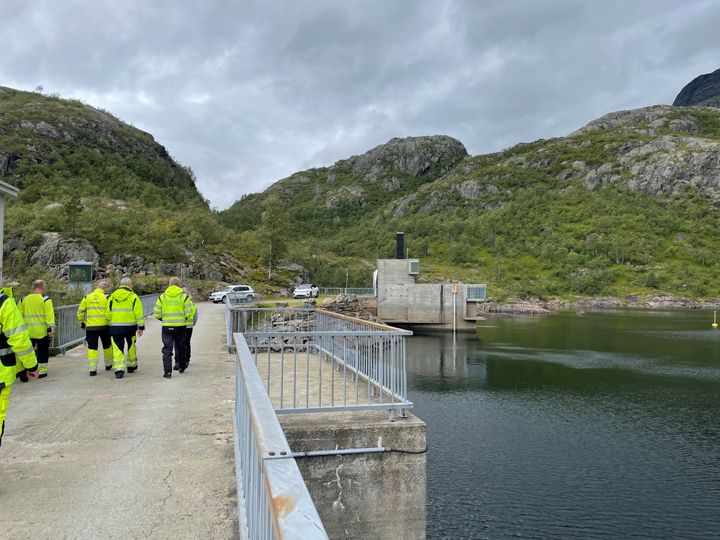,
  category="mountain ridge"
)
[222,103,720,300]
[673,67,720,108]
